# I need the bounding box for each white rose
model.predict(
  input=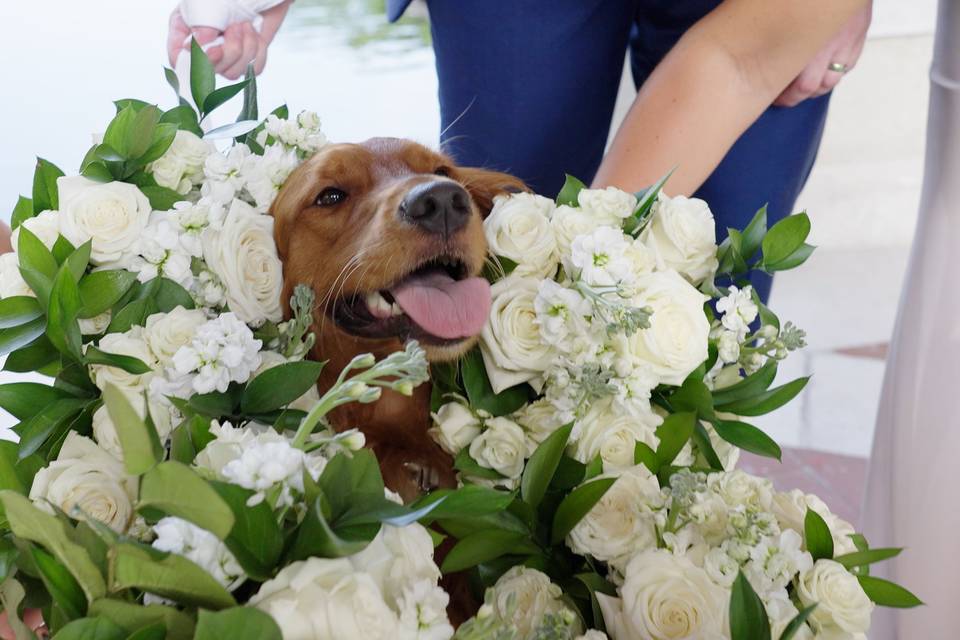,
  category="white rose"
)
[149,130,212,194]
[484,193,558,278]
[708,469,773,511]
[771,490,858,556]
[429,402,482,456]
[618,270,710,386]
[578,187,637,221]
[11,210,60,252]
[576,632,609,640]
[57,176,152,267]
[29,433,137,532]
[90,328,158,395]
[79,311,112,336]
[624,238,656,279]
[603,549,728,640]
[513,397,564,454]
[551,204,609,257]
[568,466,663,573]
[490,567,576,638]
[468,417,526,479]
[252,351,321,412]
[0,253,34,298]
[479,276,553,394]
[251,558,400,640]
[640,195,719,285]
[797,560,873,638]
[143,306,207,365]
[571,399,661,471]
[201,199,283,326]
[349,523,441,604]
